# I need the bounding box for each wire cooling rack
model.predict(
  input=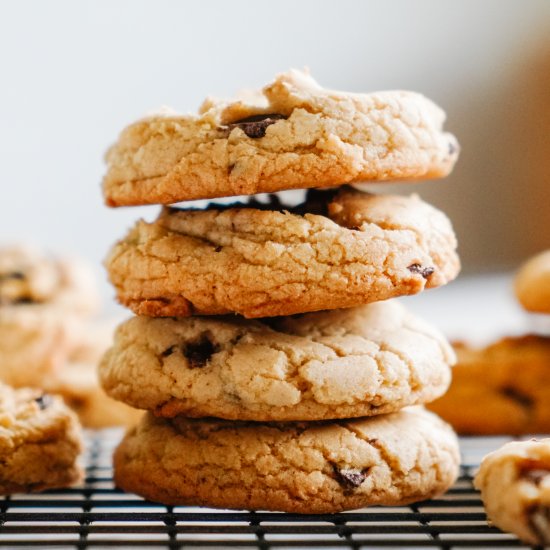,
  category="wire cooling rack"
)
[0,431,538,549]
